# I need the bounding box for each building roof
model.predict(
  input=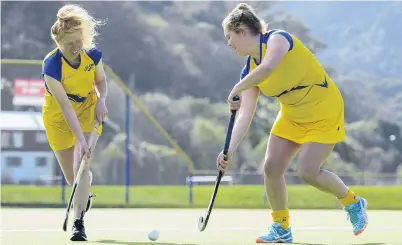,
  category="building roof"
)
[0,111,45,131]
